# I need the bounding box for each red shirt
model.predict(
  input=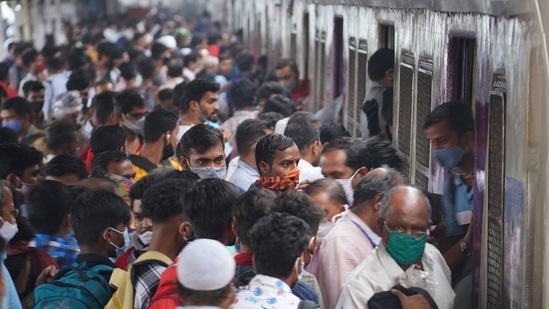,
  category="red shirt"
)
[291,79,310,101]
[149,257,183,308]
[0,81,18,99]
